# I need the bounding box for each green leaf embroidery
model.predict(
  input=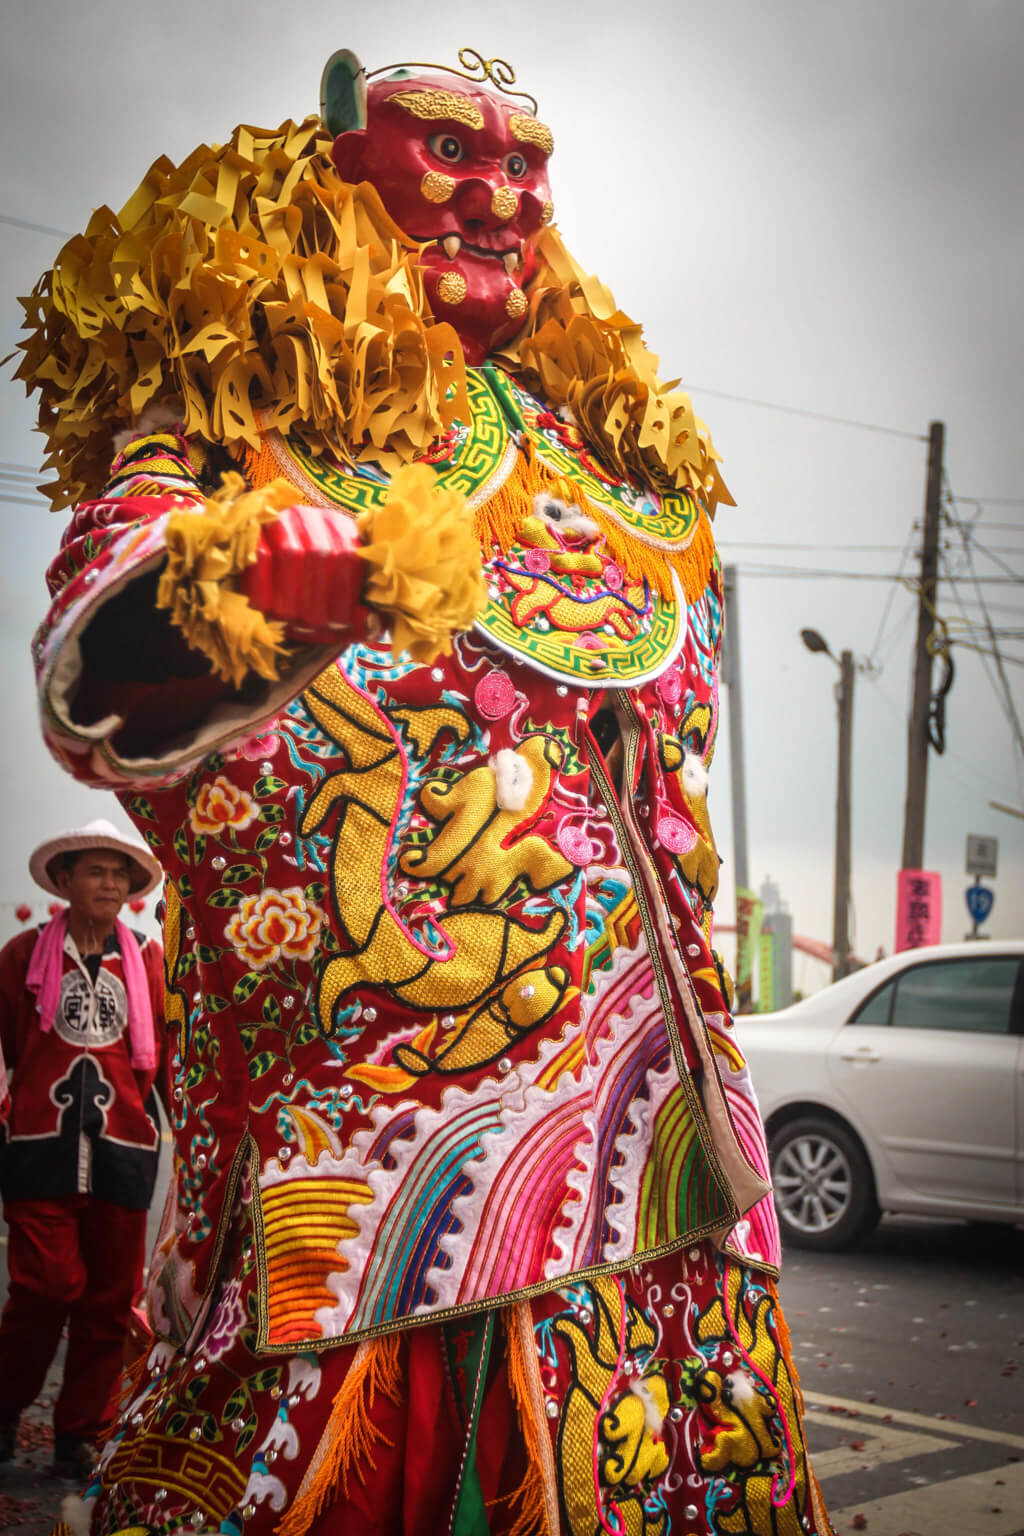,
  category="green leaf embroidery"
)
[233,972,263,1003]
[248,1050,277,1079]
[207,888,244,908]
[253,775,287,798]
[262,995,282,1026]
[223,862,260,886]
